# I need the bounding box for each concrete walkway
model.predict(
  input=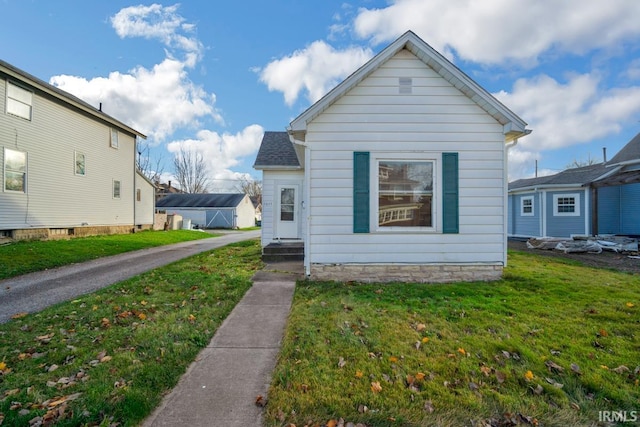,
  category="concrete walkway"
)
[143,263,303,427]
[0,230,260,323]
